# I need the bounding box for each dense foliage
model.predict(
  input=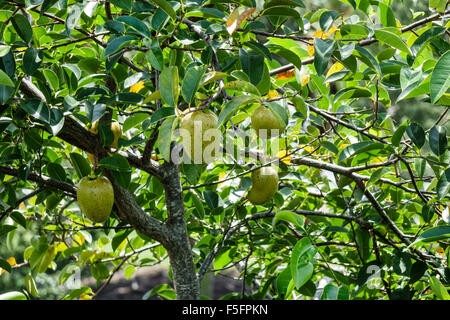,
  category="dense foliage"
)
[0,0,449,300]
